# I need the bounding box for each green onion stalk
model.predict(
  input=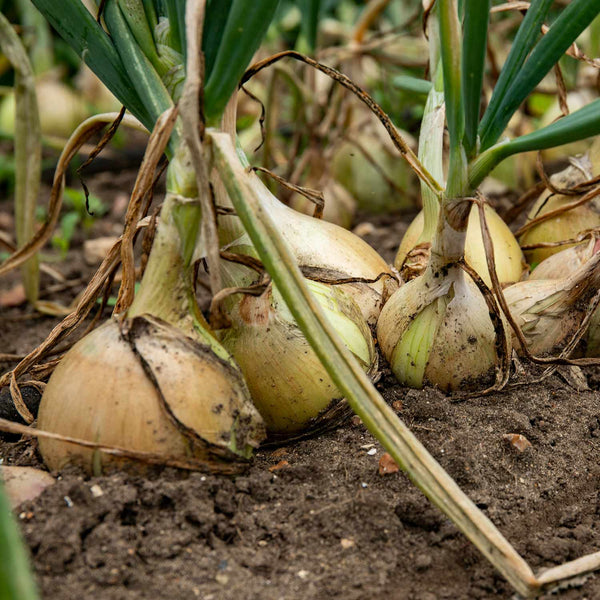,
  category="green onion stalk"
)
[379,0,600,390]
